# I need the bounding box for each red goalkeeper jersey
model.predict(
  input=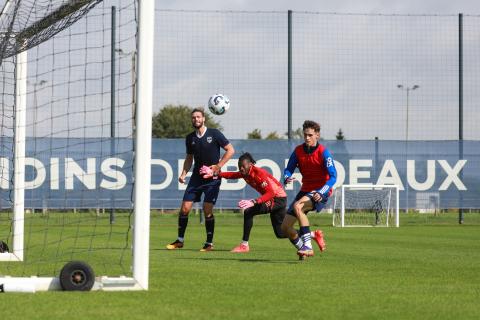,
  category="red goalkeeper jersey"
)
[219,165,286,204]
